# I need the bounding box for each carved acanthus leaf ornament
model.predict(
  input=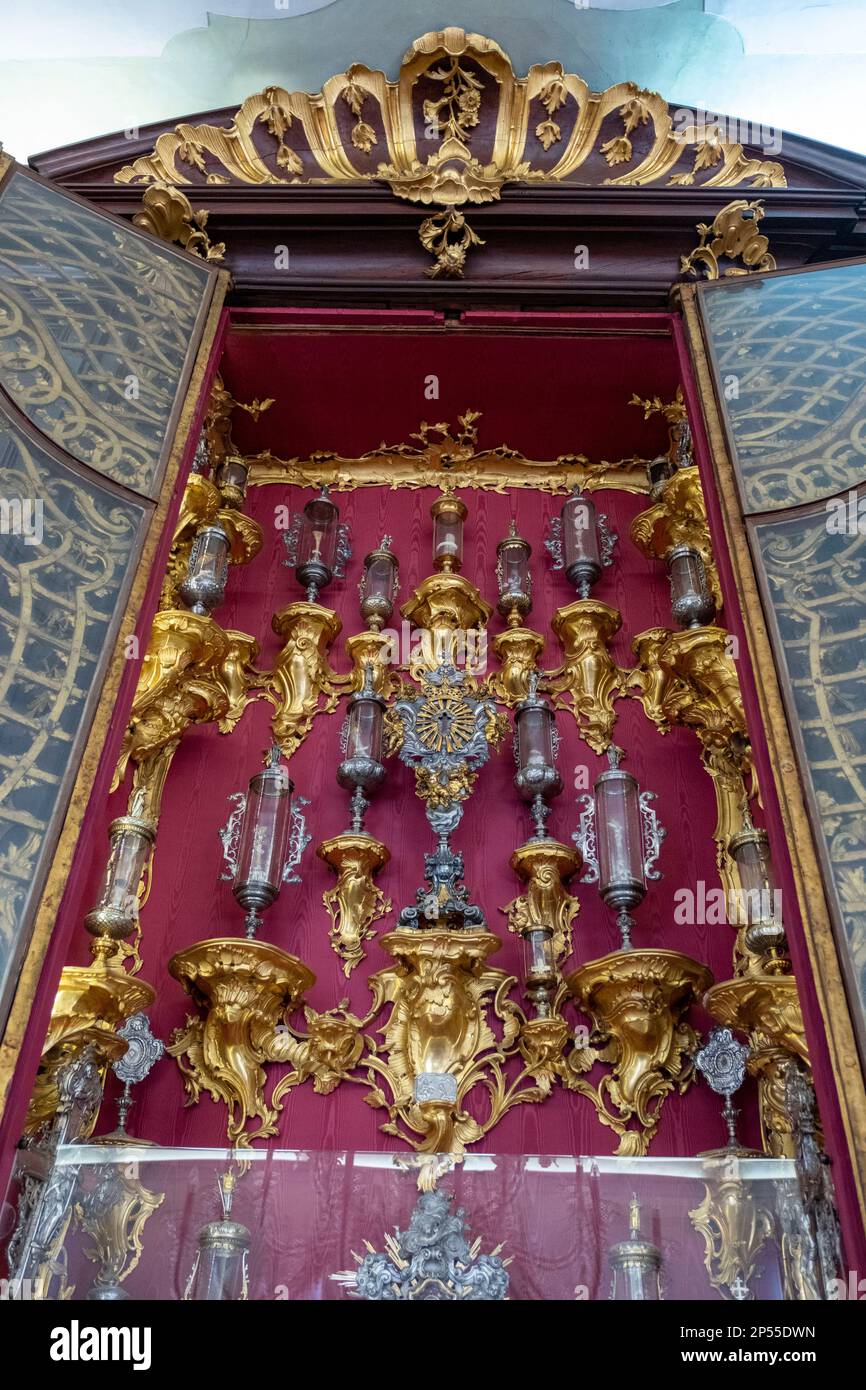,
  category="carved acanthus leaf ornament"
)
[117,29,785,275]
